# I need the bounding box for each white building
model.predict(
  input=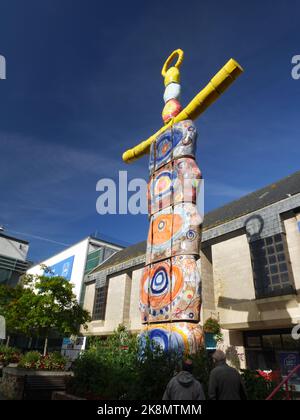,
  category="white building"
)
[27,236,123,303]
[0,231,29,286]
